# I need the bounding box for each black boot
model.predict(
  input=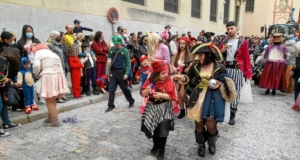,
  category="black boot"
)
[151,137,159,155]
[195,131,206,157]
[265,89,270,95]
[157,137,167,160]
[208,132,218,155]
[86,87,91,96]
[272,90,276,95]
[177,109,185,119]
[92,85,100,95]
[229,111,236,125]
